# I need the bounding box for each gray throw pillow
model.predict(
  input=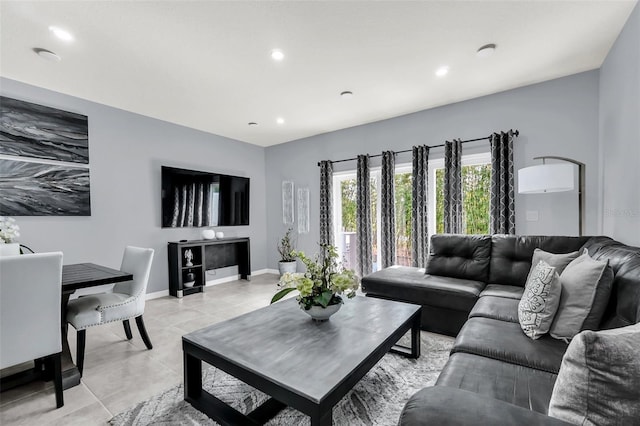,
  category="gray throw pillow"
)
[518,260,561,340]
[527,248,579,281]
[550,252,614,340]
[548,323,640,425]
